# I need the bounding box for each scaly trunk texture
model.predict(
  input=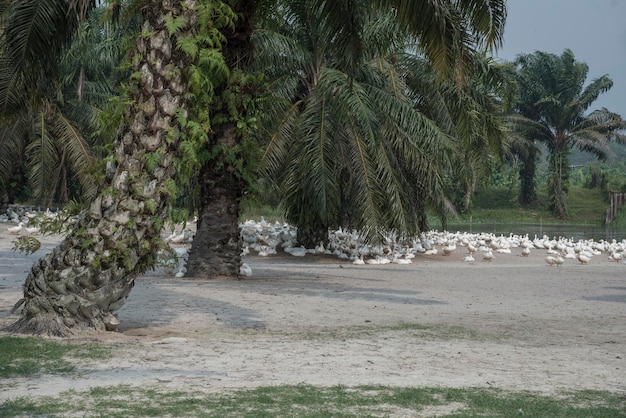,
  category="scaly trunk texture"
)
[186,124,243,279]
[7,0,196,336]
[186,0,255,279]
